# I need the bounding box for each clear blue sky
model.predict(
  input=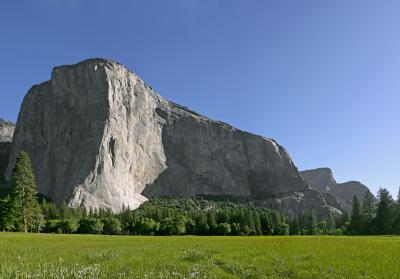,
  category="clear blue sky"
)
[0,1,399,196]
